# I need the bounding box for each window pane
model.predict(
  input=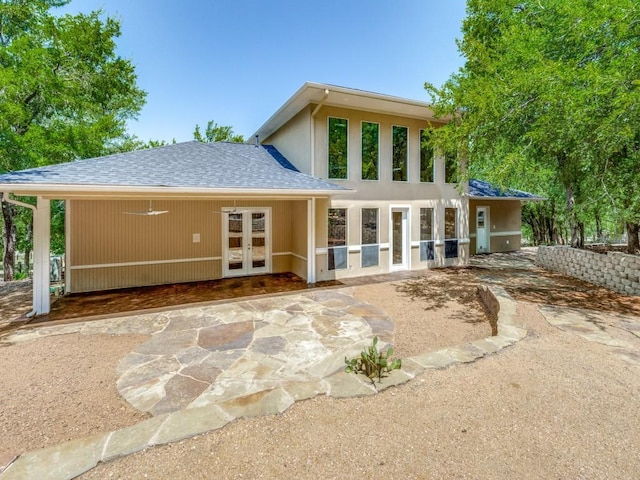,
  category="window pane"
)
[328,246,348,270]
[361,245,379,268]
[328,117,348,179]
[445,240,459,258]
[328,208,346,246]
[420,208,433,241]
[392,126,408,181]
[420,129,434,182]
[445,208,457,239]
[361,122,379,180]
[445,151,457,183]
[361,208,378,245]
[420,241,435,261]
